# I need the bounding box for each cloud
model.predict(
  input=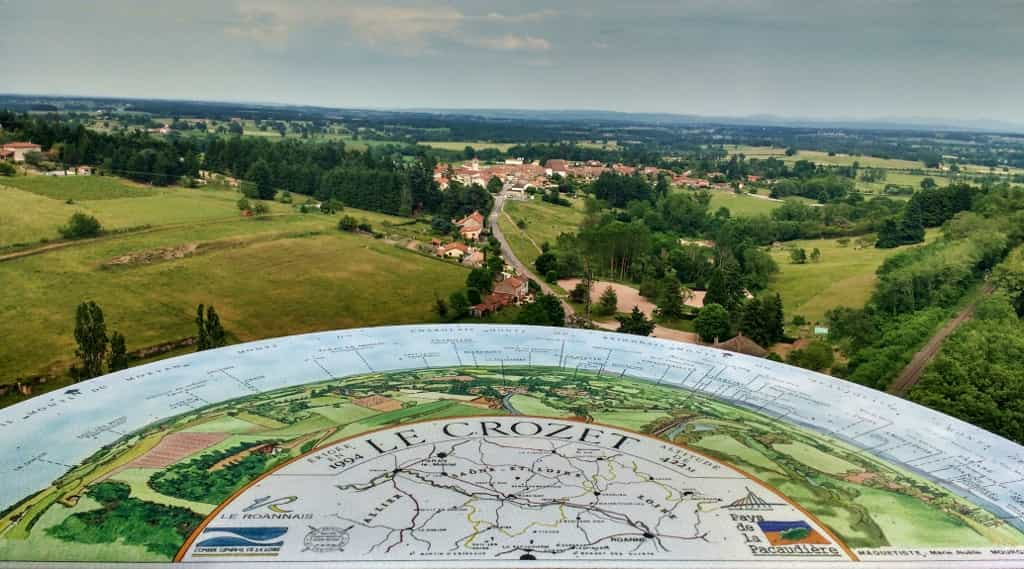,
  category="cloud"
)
[342,5,463,51]
[226,1,552,55]
[470,34,551,53]
[225,0,463,52]
[483,9,558,24]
